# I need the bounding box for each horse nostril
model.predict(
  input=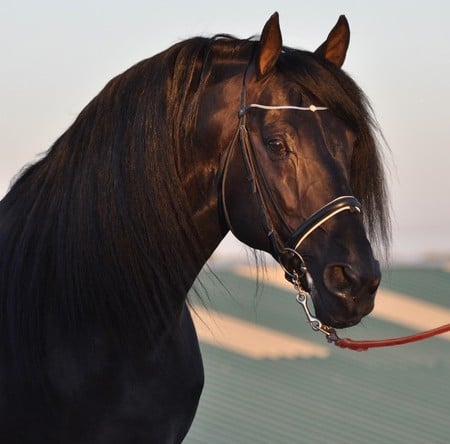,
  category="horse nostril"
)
[323,264,357,297]
[323,263,381,299]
